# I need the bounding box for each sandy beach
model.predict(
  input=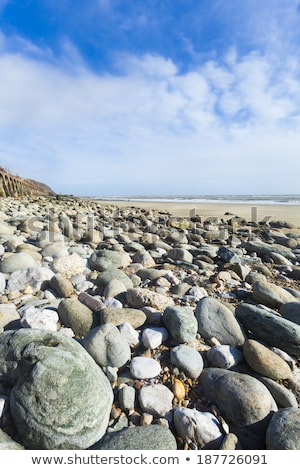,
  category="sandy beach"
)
[100,199,300,228]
